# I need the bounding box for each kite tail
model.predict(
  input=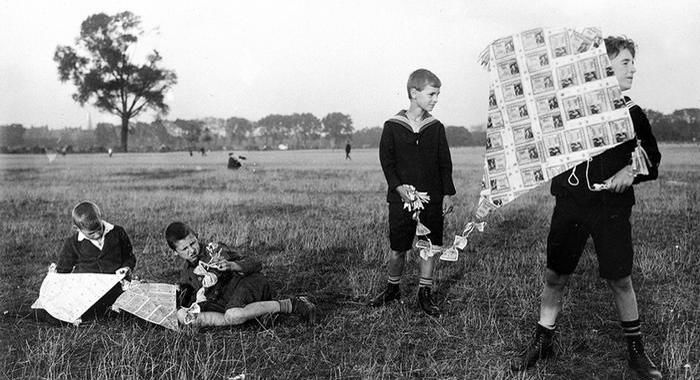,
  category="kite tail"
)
[425,214,486,262]
[403,186,489,262]
[428,196,490,261]
[452,220,487,252]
